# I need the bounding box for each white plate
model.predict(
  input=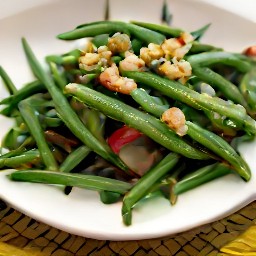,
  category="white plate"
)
[0,0,256,241]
